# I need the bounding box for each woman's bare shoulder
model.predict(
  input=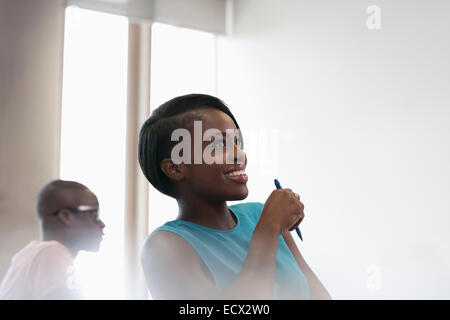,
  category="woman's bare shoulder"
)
[140,230,217,299]
[142,230,196,261]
